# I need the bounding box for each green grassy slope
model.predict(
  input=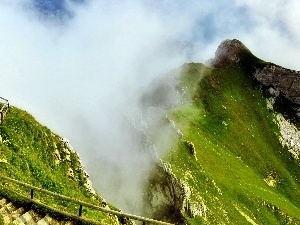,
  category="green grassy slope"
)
[0,107,117,224]
[163,58,300,224]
